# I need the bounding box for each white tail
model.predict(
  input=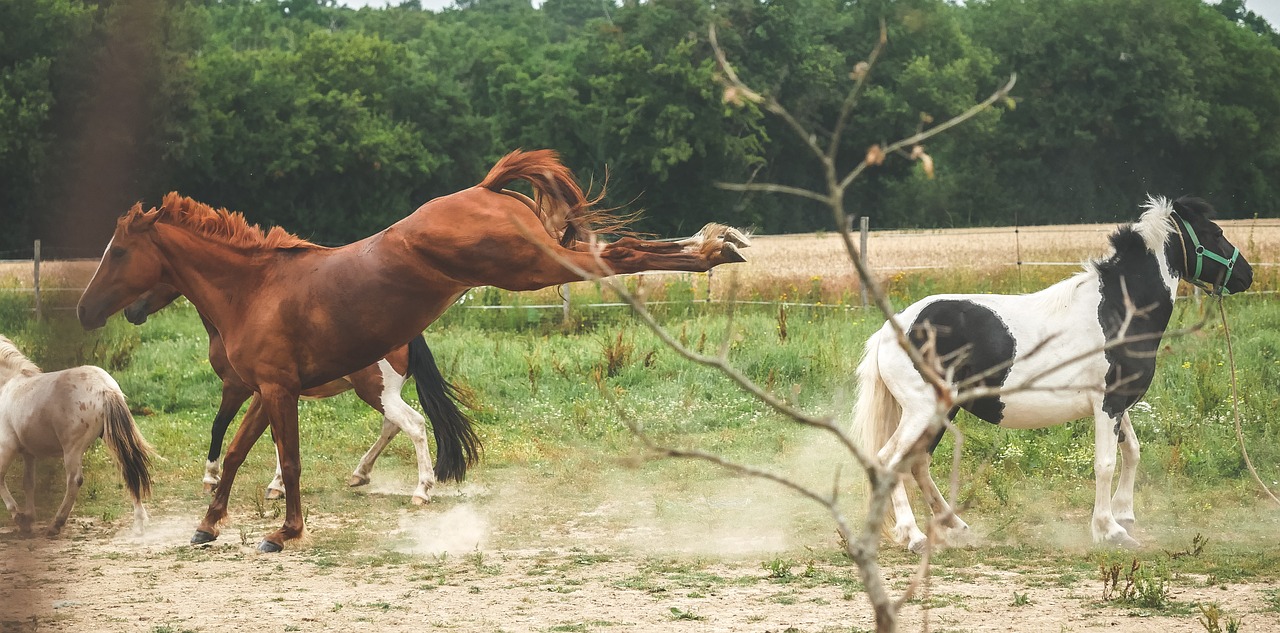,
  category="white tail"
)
[852,327,902,464]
